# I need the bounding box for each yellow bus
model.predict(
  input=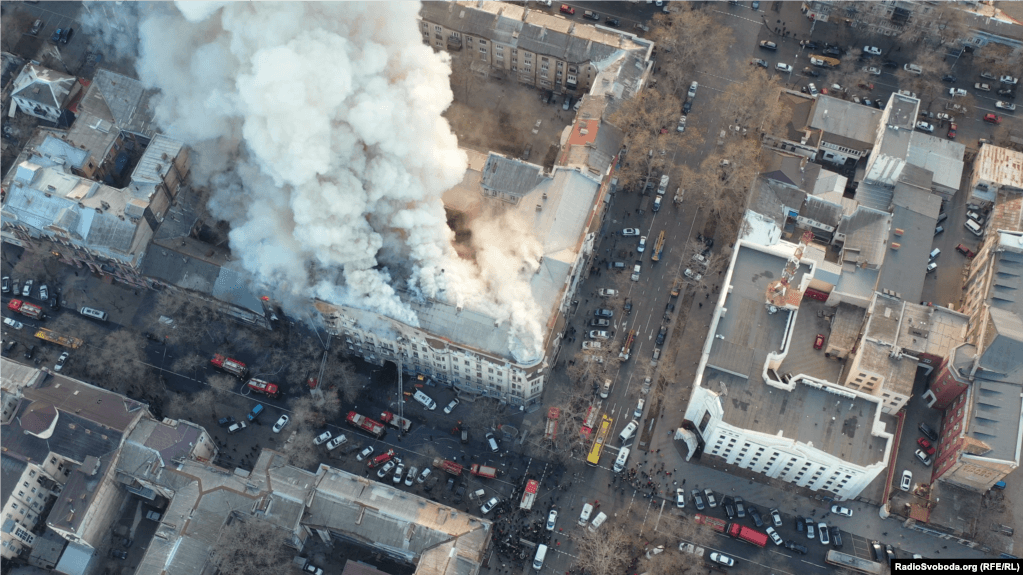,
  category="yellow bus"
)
[586,415,613,466]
